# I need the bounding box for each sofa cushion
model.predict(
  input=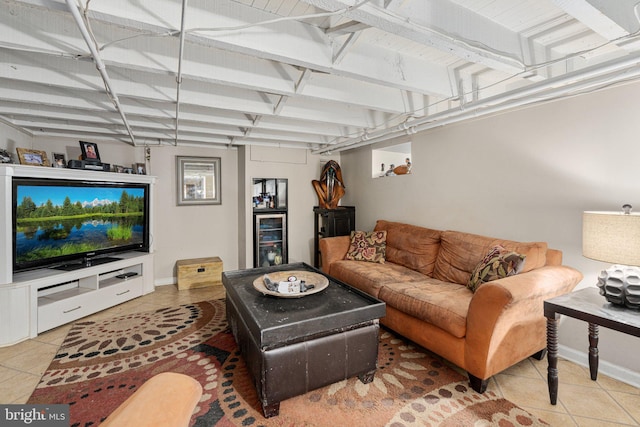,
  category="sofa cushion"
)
[345,230,387,263]
[329,260,428,298]
[374,220,441,276]
[378,279,472,338]
[433,230,547,285]
[467,245,526,292]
